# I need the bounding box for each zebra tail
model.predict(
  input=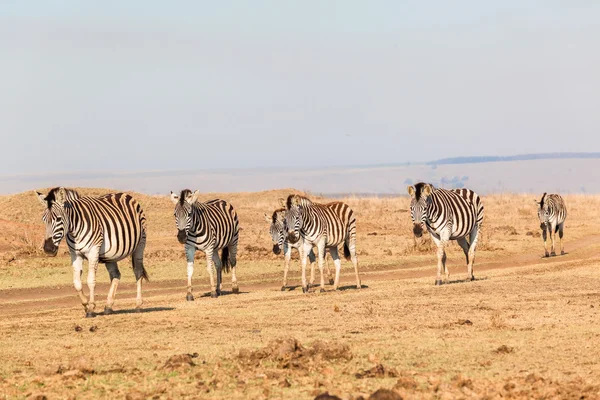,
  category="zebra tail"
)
[343,242,351,261]
[221,247,231,274]
[133,256,150,283]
